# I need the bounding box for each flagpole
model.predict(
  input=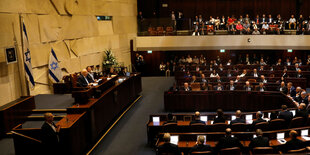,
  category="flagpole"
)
[18,13,30,96]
